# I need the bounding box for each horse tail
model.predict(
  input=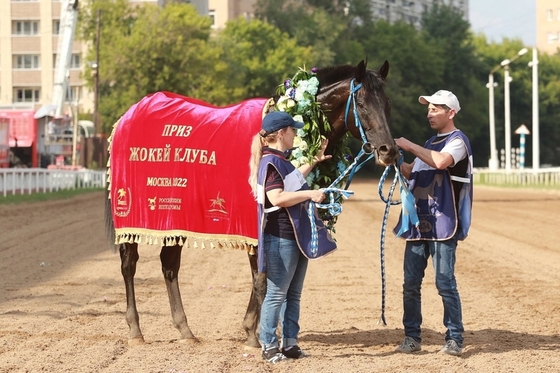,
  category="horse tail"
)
[104,118,120,252]
[105,185,117,252]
